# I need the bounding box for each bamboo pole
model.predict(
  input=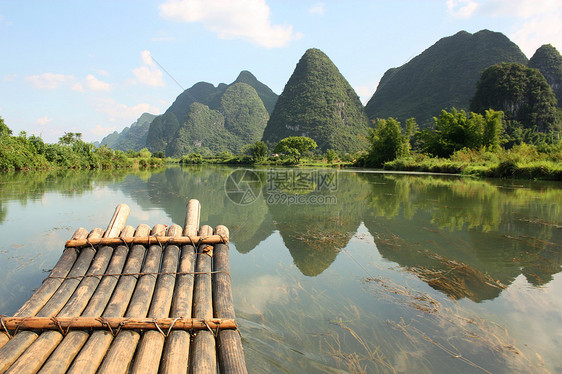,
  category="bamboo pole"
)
[0,228,89,374]
[96,224,166,374]
[213,225,248,373]
[2,229,104,374]
[34,228,104,317]
[14,227,88,318]
[0,334,8,350]
[130,224,182,373]
[64,234,227,248]
[38,227,135,374]
[191,225,217,373]
[67,224,151,374]
[103,204,130,238]
[160,199,200,374]
[5,205,130,374]
[0,317,237,331]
